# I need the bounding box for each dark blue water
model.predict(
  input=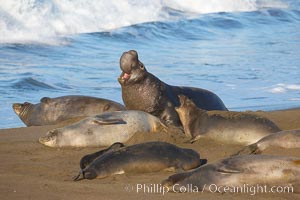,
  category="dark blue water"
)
[0,0,299,128]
